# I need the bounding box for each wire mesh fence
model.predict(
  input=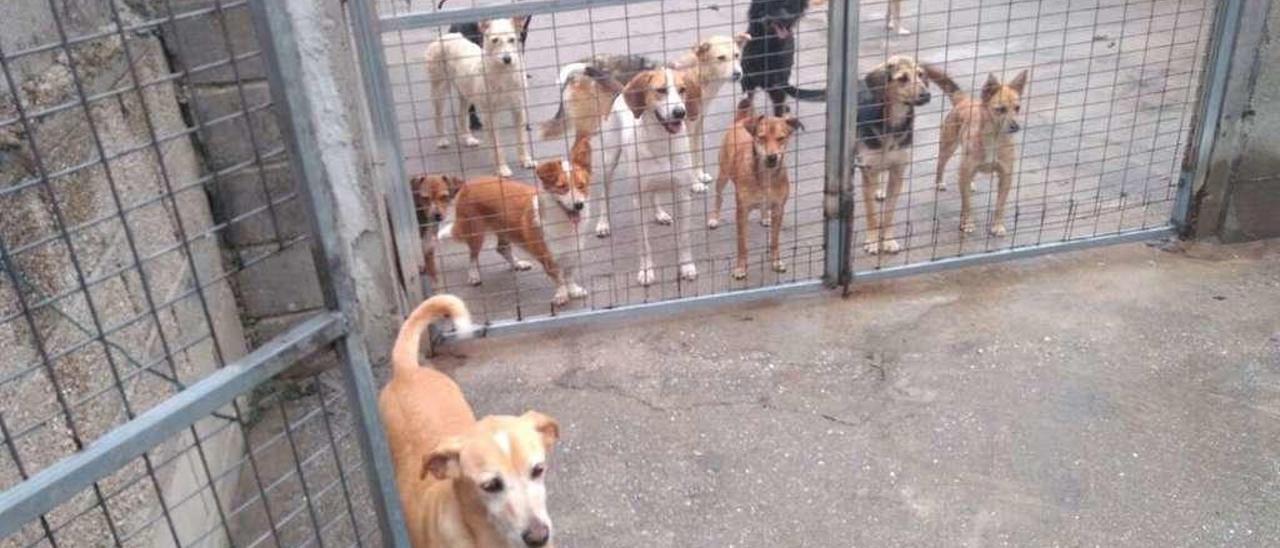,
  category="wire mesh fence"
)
[376,0,1214,329]
[0,1,381,546]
